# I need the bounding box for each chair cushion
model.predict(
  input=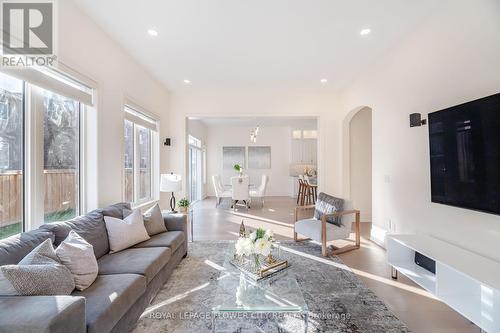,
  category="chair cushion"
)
[97,247,171,283]
[134,231,185,252]
[40,209,110,259]
[72,274,146,333]
[221,190,232,198]
[314,192,344,226]
[295,218,351,242]
[0,229,55,265]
